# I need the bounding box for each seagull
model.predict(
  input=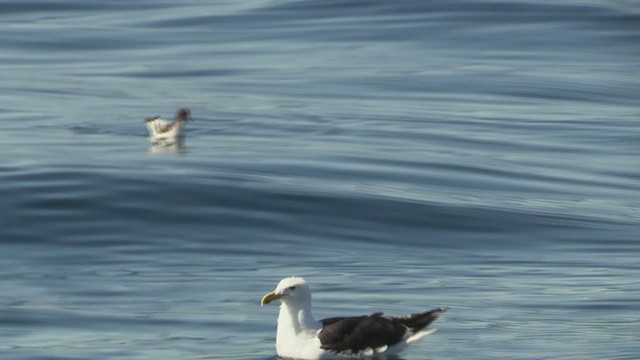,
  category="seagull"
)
[145,107,192,140]
[261,277,447,359]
